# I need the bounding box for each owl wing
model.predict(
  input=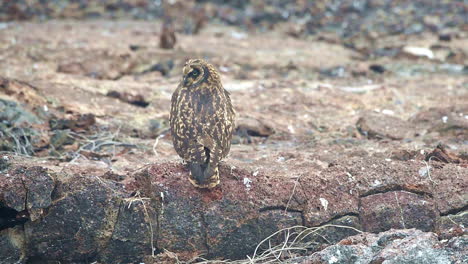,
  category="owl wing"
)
[221,88,235,158]
[170,85,196,161]
[171,84,234,166]
[201,87,235,164]
[171,85,213,164]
